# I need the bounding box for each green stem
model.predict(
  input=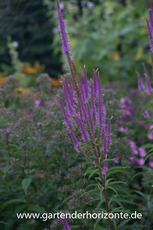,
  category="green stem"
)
[99,165,114,230]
